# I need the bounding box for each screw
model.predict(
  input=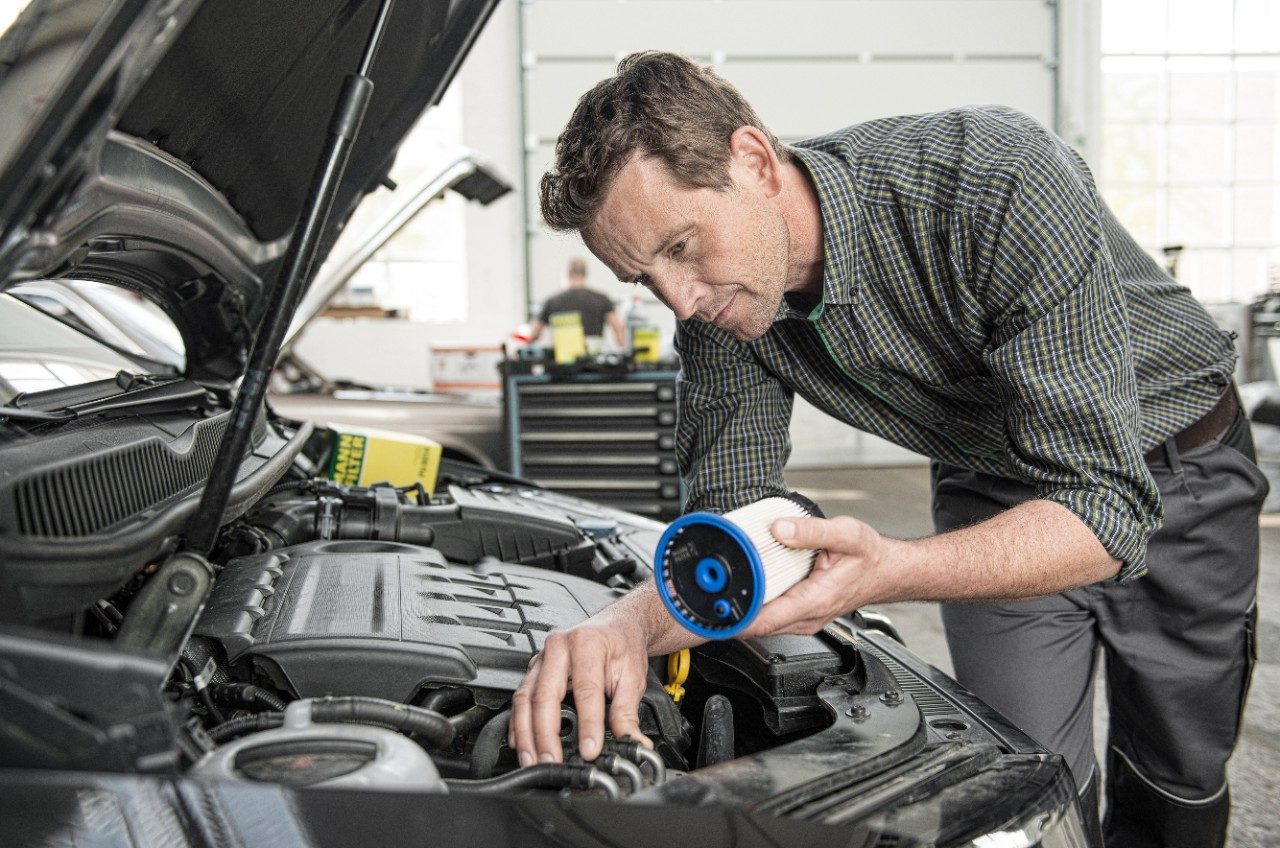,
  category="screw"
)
[768,654,784,664]
[879,690,903,706]
[846,704,869,721]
